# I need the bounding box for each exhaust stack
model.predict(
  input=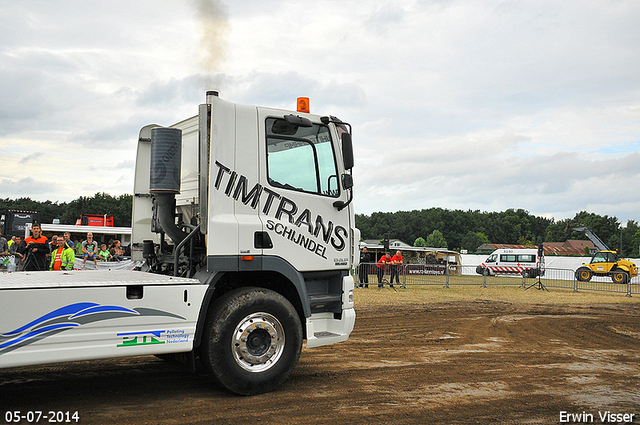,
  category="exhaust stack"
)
[149,127,188,245]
